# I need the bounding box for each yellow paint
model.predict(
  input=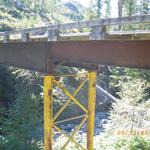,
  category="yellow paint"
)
[44,76,53,150]
[62,116,87,150]
[87,71,97,150]
[53,78,87,121]
[54,125,86,150]
[44,71,97,150]
[55,114,87,124]
[53,80,88,113]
